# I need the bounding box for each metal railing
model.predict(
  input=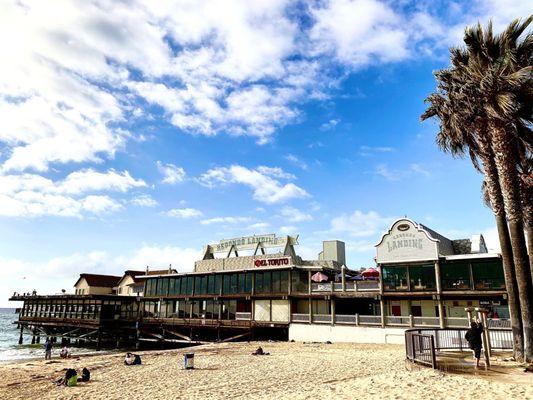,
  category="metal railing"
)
[312,314,332,323]
[334,314,357,324]
[406,327,513,369]
[359,315,382,325]
[487,318,511,329]
[386,316,410,326]
[235,312,252,321]
[405,331,436,368]
[291,313,310,323]
[413,317,440,327]
[310,281,380,292]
